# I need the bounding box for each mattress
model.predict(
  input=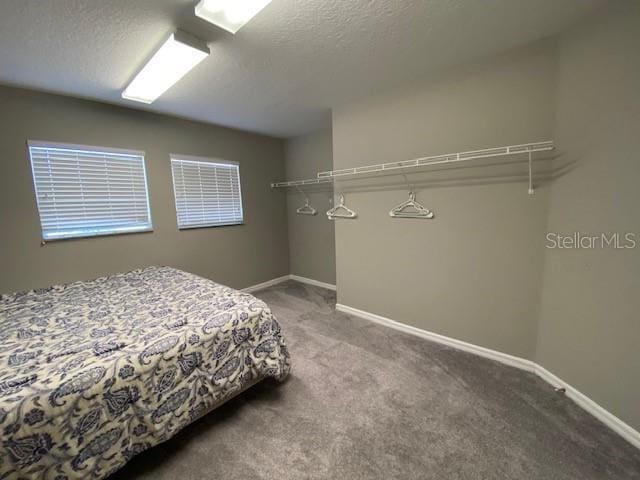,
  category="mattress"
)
[0,266,290,479]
